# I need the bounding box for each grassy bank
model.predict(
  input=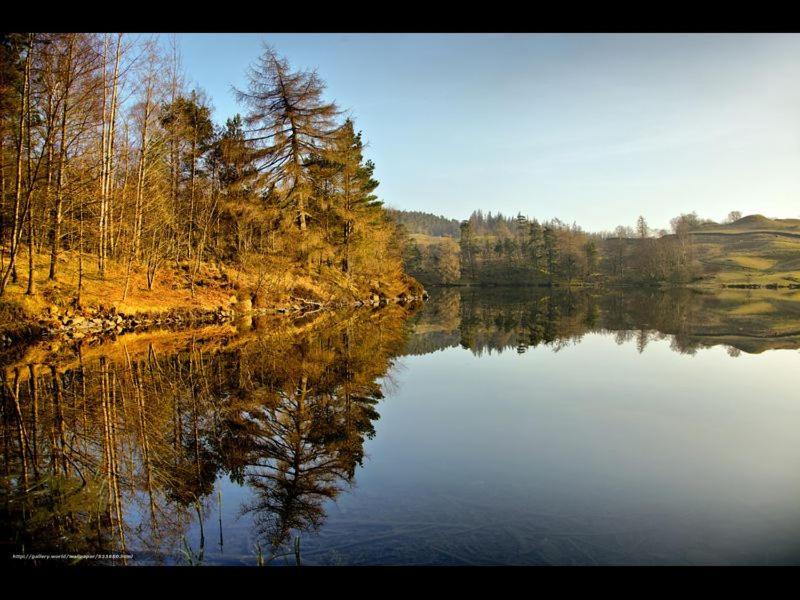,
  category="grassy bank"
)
[0,248,424,344]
